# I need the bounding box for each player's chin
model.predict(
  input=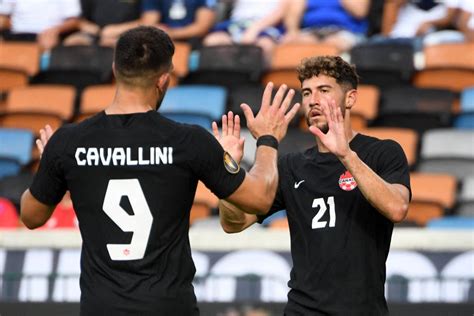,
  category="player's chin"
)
[307,118,328,133]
